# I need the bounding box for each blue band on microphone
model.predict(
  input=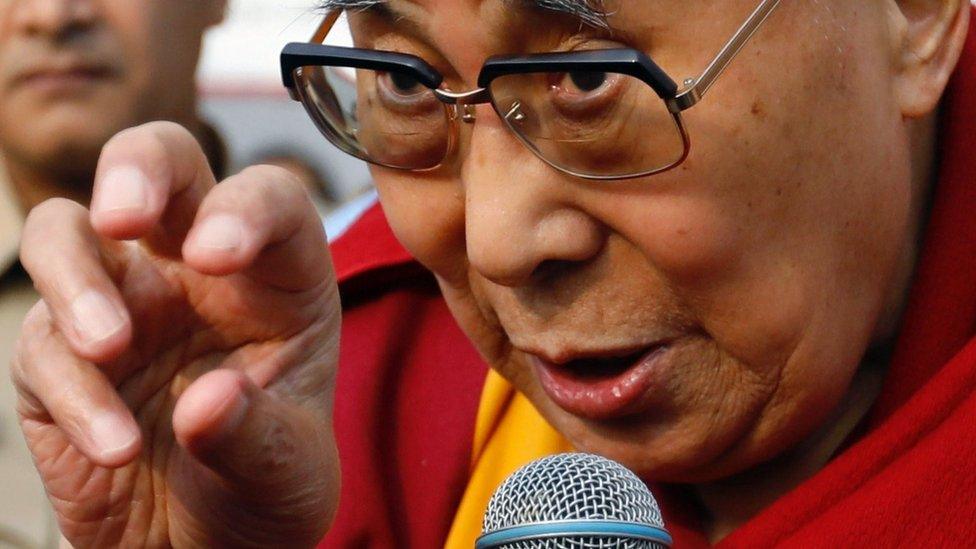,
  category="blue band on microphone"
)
[475,520,673,548]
